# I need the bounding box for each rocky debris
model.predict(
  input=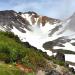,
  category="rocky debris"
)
[36,70,45,75]
[37,68,74,75]
[63,72,73,75]
[46,70,61,75]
